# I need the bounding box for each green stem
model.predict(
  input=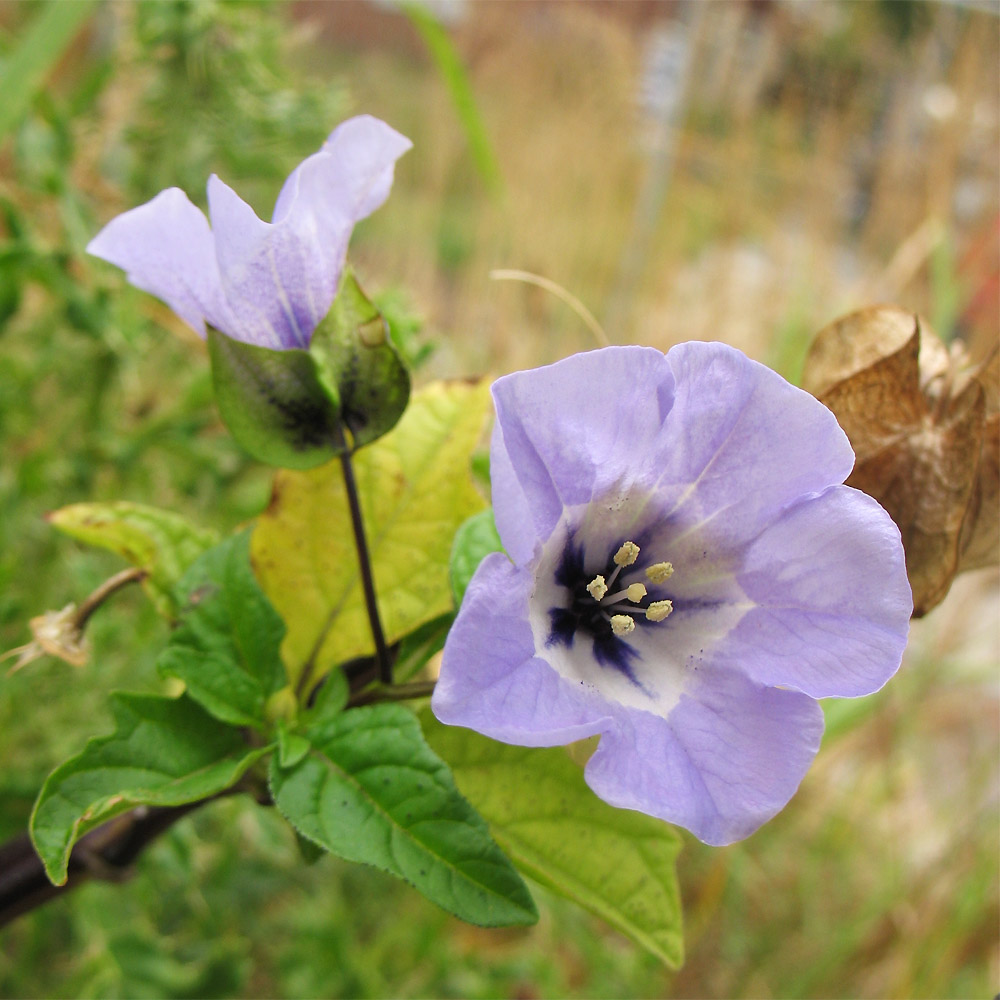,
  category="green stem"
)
[348,680,436,709]
[339,447,392,685]
[74,567,147,630]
